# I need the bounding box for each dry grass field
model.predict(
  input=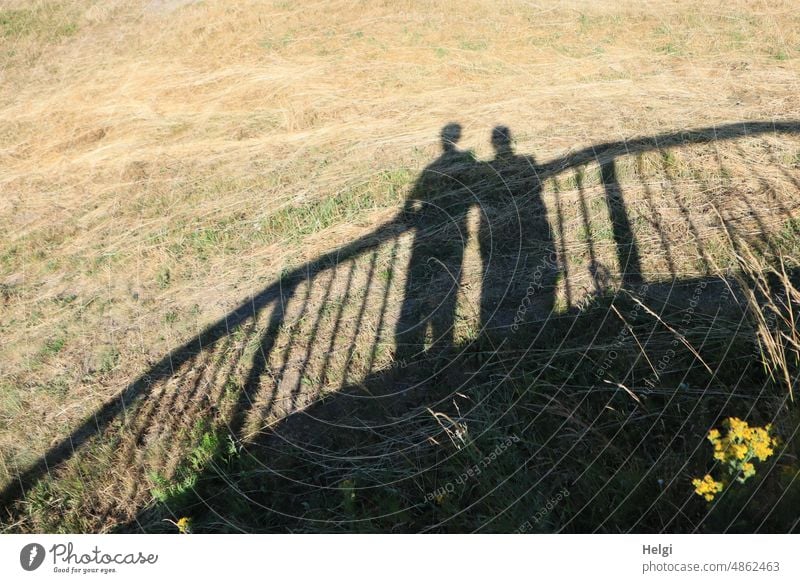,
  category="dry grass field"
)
[1,0,800,533]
